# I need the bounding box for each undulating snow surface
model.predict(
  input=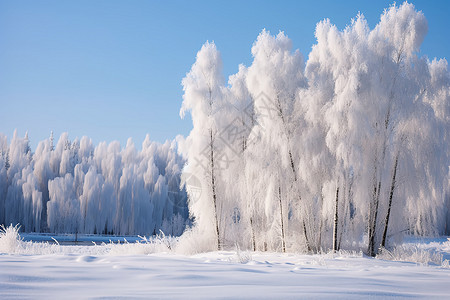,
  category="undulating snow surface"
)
[1,249,450,299]
[1,232,450,299]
